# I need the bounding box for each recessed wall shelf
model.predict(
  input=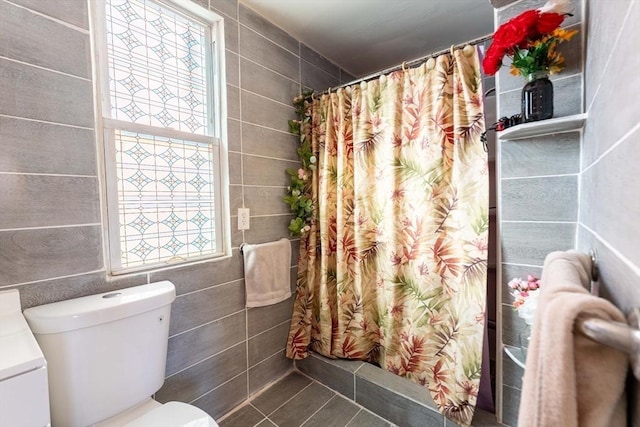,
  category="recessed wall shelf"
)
[498,113,587,141]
